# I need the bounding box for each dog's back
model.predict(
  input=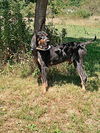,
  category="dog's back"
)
[48,42,86,65]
